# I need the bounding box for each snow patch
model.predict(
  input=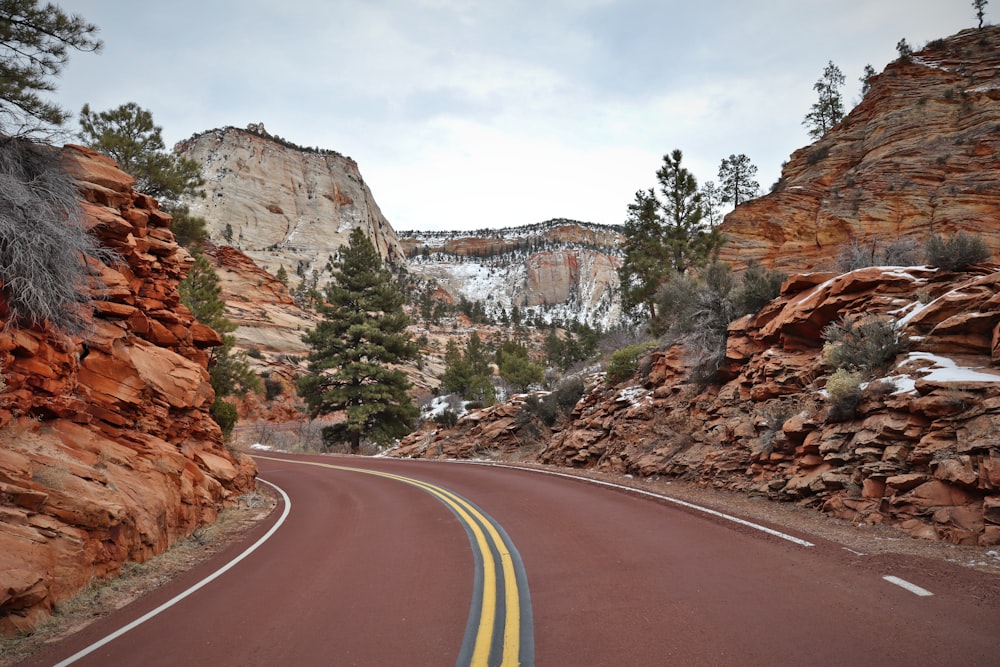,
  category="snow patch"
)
[616,385,651,406]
